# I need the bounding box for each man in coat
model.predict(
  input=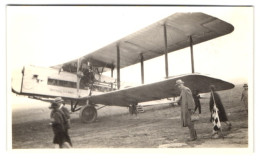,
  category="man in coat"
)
[54,97,72,147]
[49,97,72,148]
[176,79,197,141]
[241,84,248,113]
